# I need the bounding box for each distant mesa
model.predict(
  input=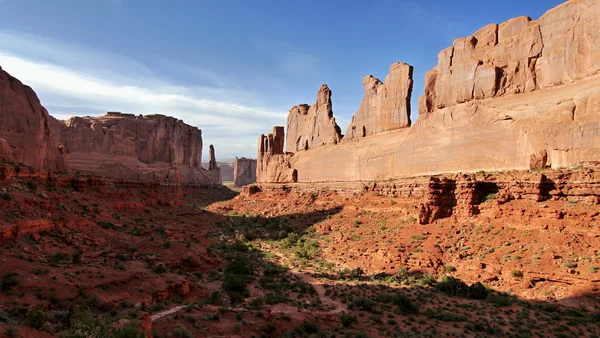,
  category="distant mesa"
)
[233,157,257,187]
